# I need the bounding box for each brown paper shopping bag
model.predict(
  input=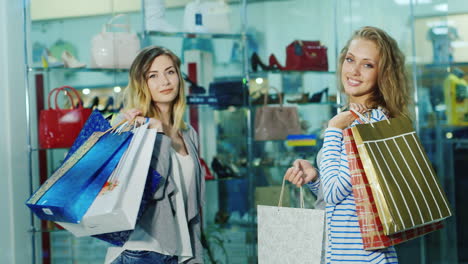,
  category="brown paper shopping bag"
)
[344,128,444,250]
[350,111,452,235]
